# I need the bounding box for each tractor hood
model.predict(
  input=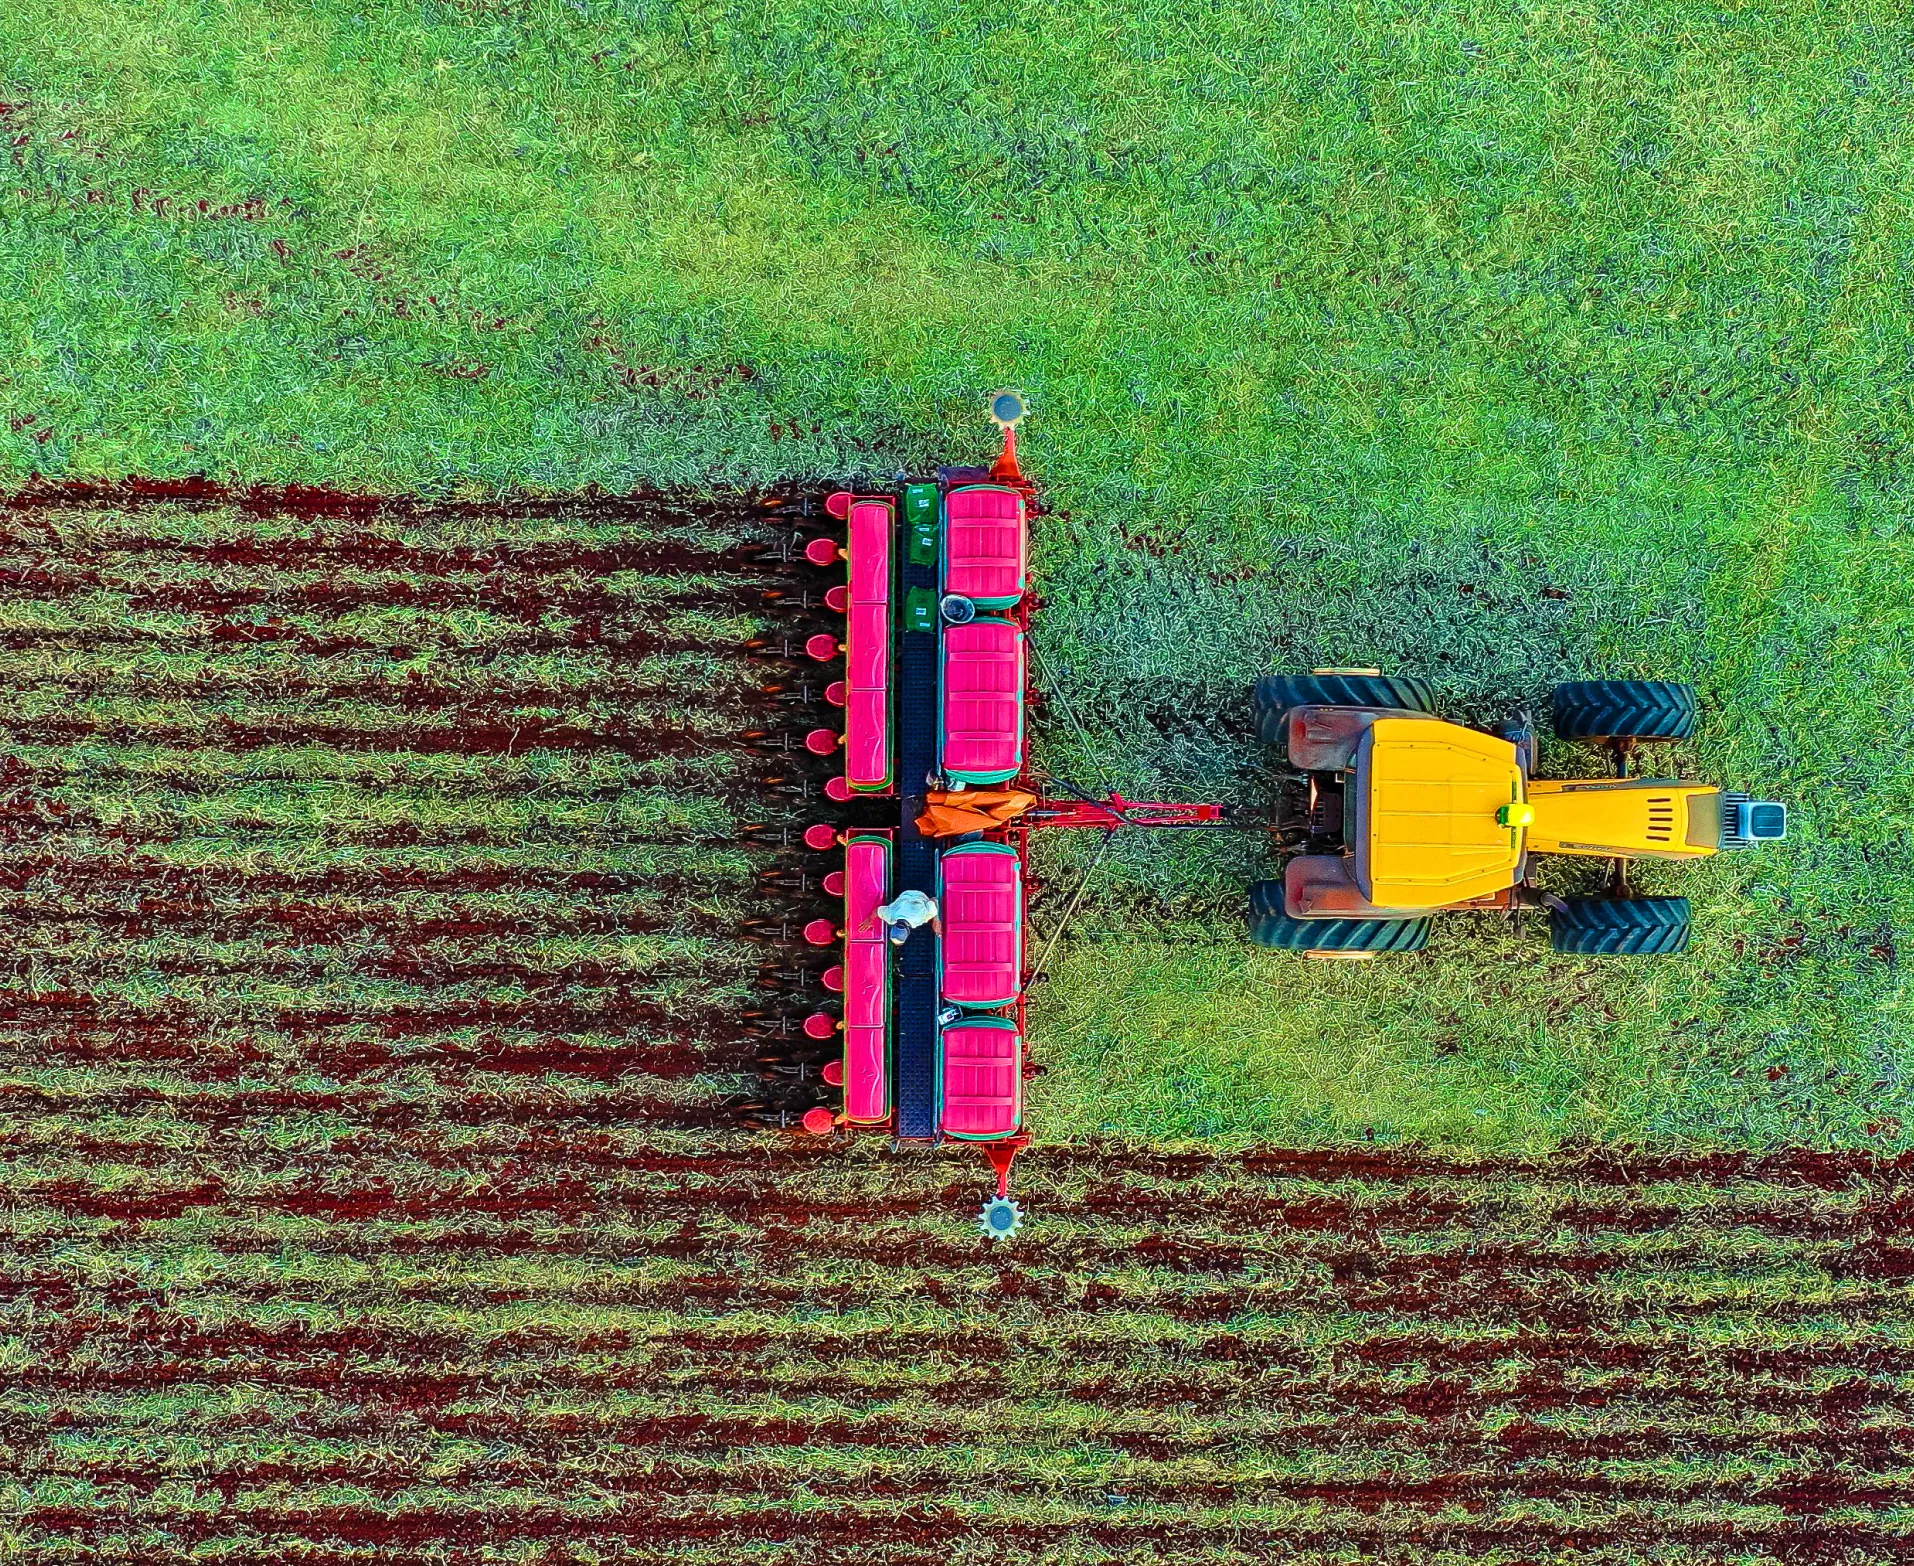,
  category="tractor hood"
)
[1358,720,1524,909]
[1526,779,1724,859]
